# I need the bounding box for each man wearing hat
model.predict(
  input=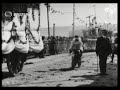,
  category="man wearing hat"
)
[96,29,112,75]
